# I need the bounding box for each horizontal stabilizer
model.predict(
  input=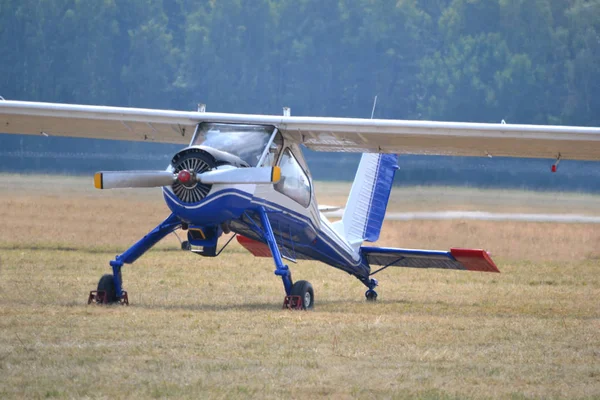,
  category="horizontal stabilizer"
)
[318,204,342,213]
[361,247,499,273]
